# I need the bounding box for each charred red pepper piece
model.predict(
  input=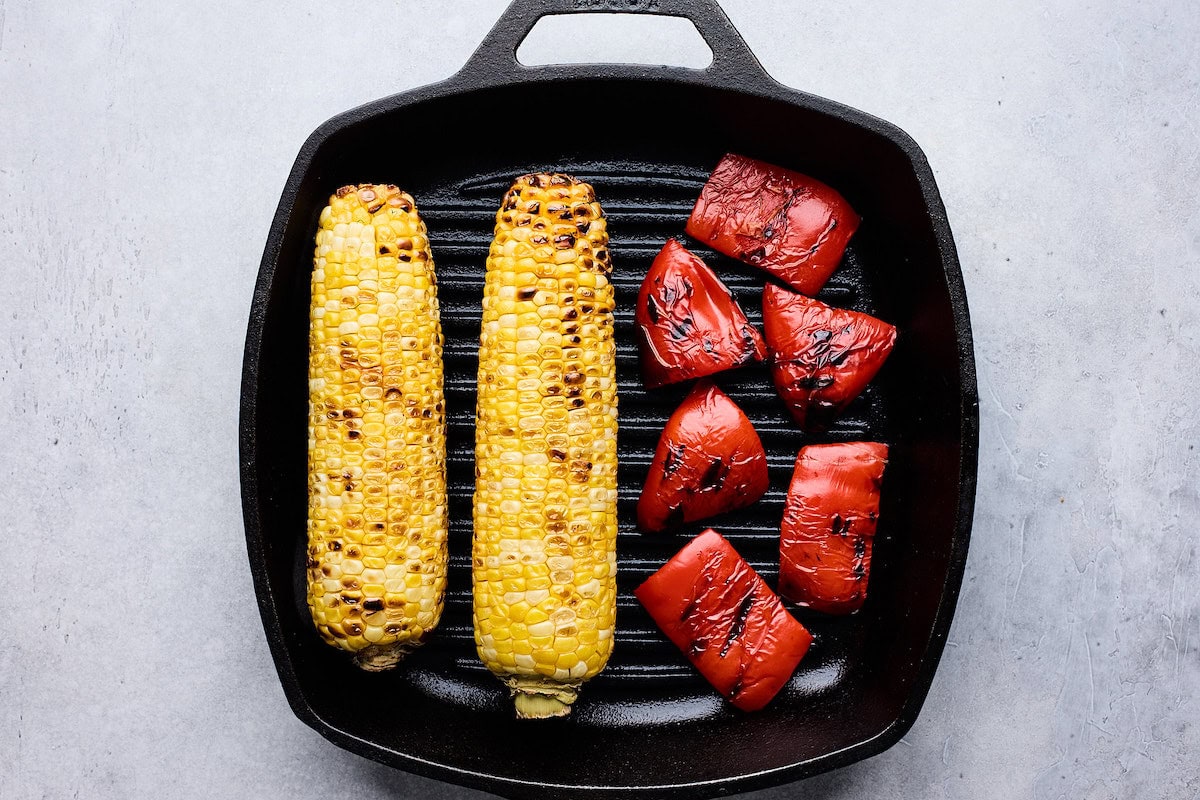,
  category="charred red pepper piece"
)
[636,529,813,711]
[779,442,888,614]
[763,284,896,431]
[686,153,861,295]
[638,382,769,532]
[635,239,765,389]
